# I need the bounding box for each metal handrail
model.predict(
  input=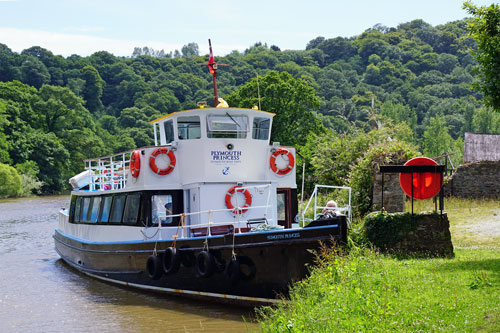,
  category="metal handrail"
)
[301,185,352,228]
[150,184,276,239]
